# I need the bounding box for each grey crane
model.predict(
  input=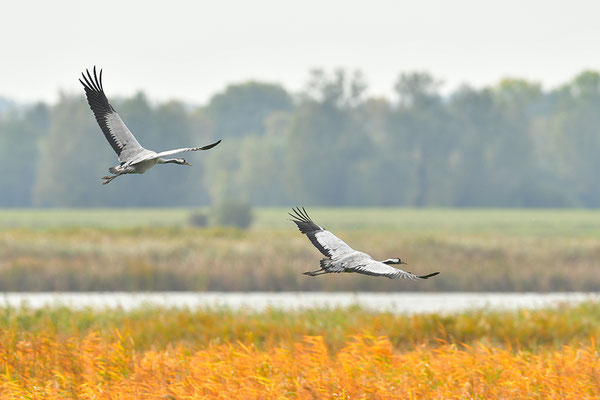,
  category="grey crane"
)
[79,67,221,184]
[289,207,439,280]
